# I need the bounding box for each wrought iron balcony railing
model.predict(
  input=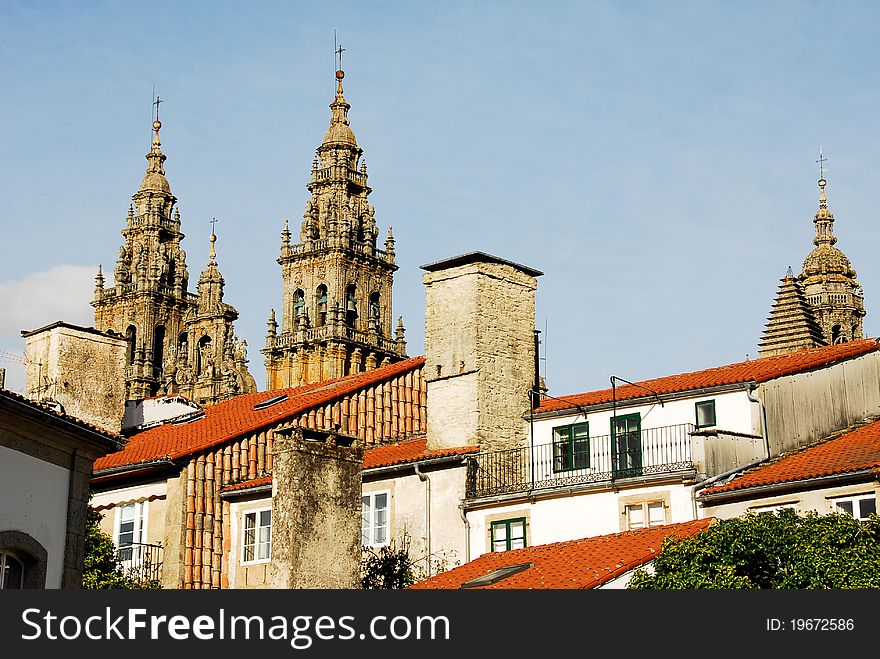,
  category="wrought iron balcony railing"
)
[465,423,695,499]
[116,542,163,585]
